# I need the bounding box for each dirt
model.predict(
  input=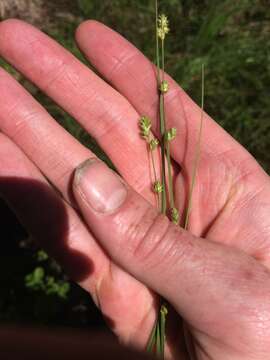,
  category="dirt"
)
[0,0,80,29]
